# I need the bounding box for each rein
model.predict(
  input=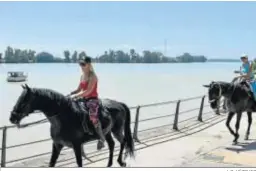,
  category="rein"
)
[209,83,223,103]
